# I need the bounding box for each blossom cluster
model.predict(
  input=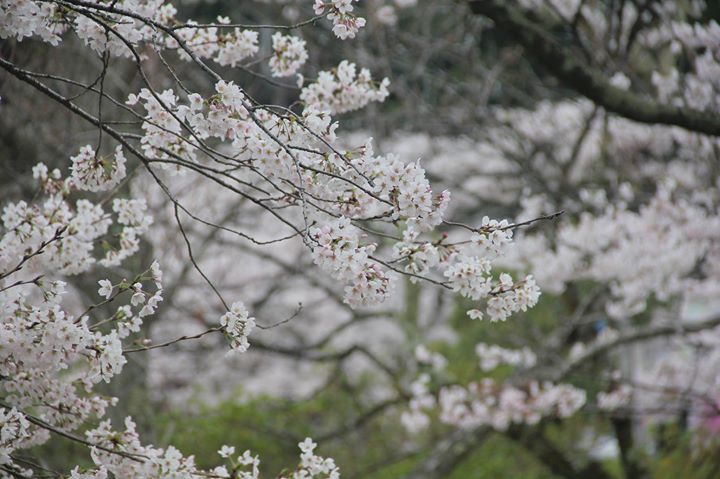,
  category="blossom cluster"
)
[0,164,167,473]
[0,407,30,471]
[506,182,720,319]
[372,0,418,27]
[119,71,526,320]
[443,255,492,301]
[476,342,537,371]
[295,437,341,479]
[597,384,633,411]
[214,19,260,67]
[216,446,260,478]
[471,217,514,257]
[445,258,540,322]
[309,217,392,307]
[389,88,720,429]
[0,0,275,76]
[415,344,448,372]
[392,229,444,280]
[0,0,64,45]
[314,0,366,39]
[173,16,260,67]
[85,417,199,477]
[0,0,556,472]
[116,29,524,325]
[300,60,390,114]
[437,379,586,431]
[403,336,580,434]
[220,301,256,353]
[401,374,586,433]
[105,198,154,266]
[0,159,339,477]
[74,419,339,479]
[126,87,195,168]
[269,32,309,77]
[1,162,151,276]
[69,145,128,192]
[400,373,436,433]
